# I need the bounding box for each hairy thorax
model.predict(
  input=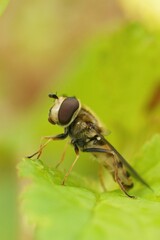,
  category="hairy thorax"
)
[68,108,104,147]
